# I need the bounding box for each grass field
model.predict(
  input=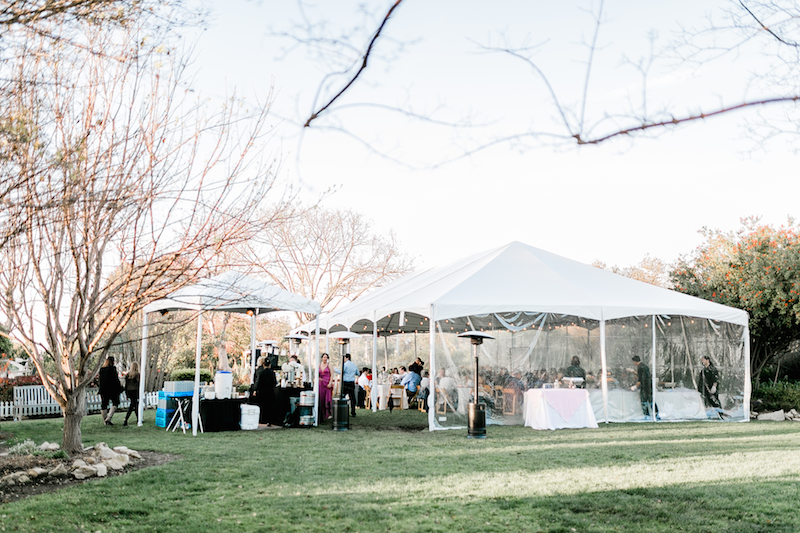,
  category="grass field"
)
[1,408,799,533]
